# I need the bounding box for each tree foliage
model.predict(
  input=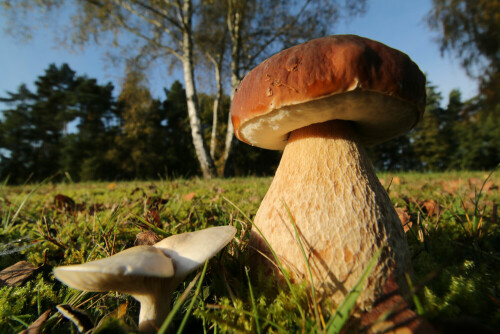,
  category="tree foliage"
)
[367,0,500,172]
[0,64,282,183]
[1,64,498,184]
[427,0,500,106]
[0,0,368,177]
[0,64,115,182]
[368,82,499,172]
